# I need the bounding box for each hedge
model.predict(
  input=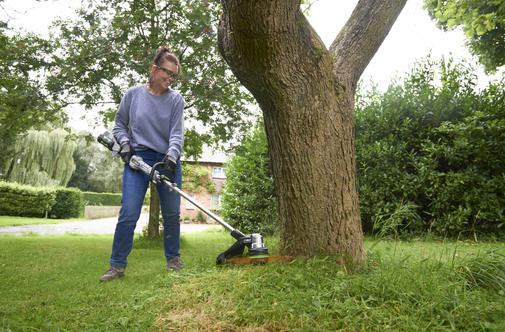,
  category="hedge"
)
[82,192,150,206]
[0,181,56,218]
[355,60,505,237]
[83,192,122,206]
[0,182,152,219]
[50,188,84,219]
